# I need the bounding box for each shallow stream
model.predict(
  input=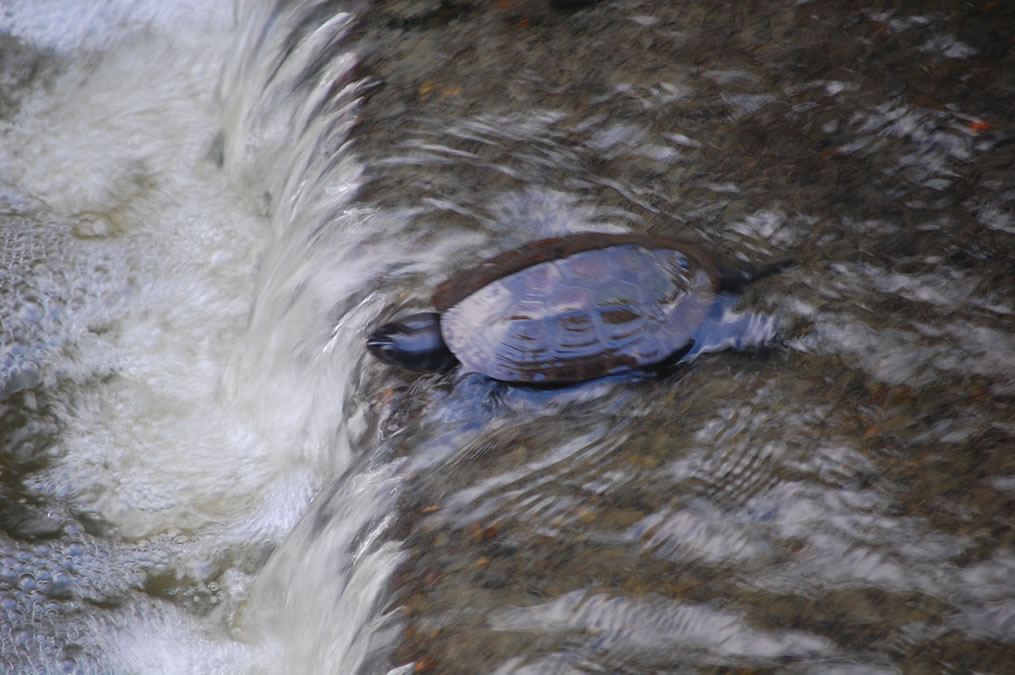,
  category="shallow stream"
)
[2,0,1014,672]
